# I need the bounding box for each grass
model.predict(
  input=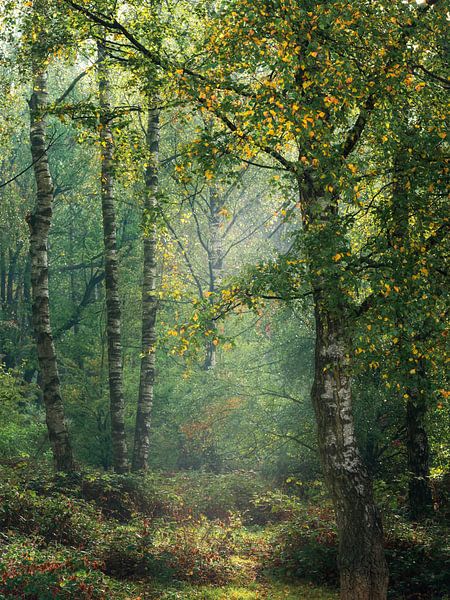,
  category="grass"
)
[145,581,338,599]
